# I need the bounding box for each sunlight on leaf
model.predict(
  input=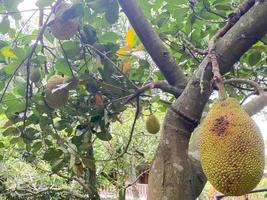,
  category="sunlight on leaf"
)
[116,46,131,57]
[126,27,137,48]
[0,46,17,59]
